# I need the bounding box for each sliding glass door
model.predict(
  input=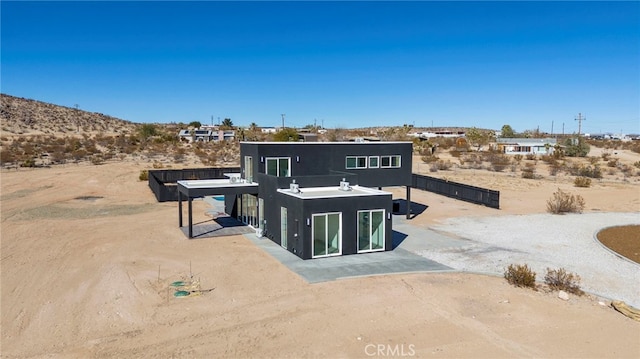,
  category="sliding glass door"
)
[358,209,385,252]
[312,212,342,258]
